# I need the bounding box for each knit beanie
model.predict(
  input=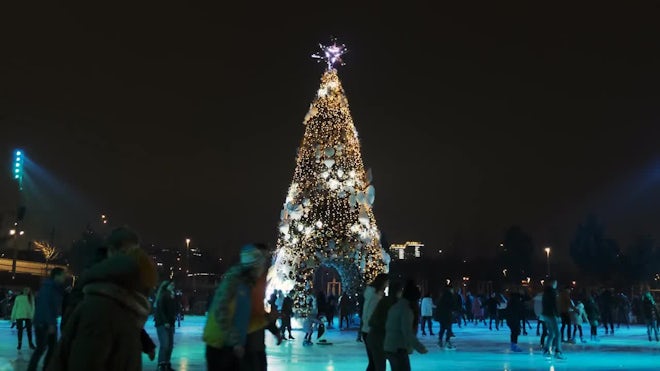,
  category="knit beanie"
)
[125,247,159,295]
[240,244,266,267]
